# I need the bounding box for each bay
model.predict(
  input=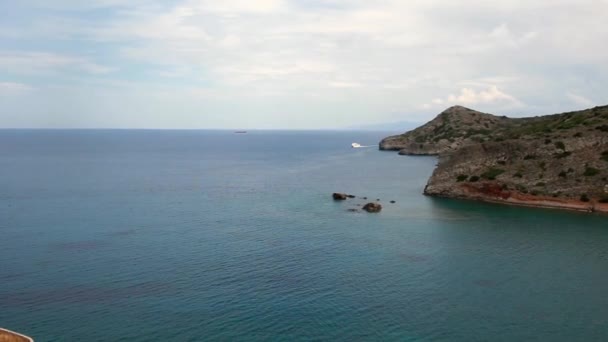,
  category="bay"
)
[1,130,607,341]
